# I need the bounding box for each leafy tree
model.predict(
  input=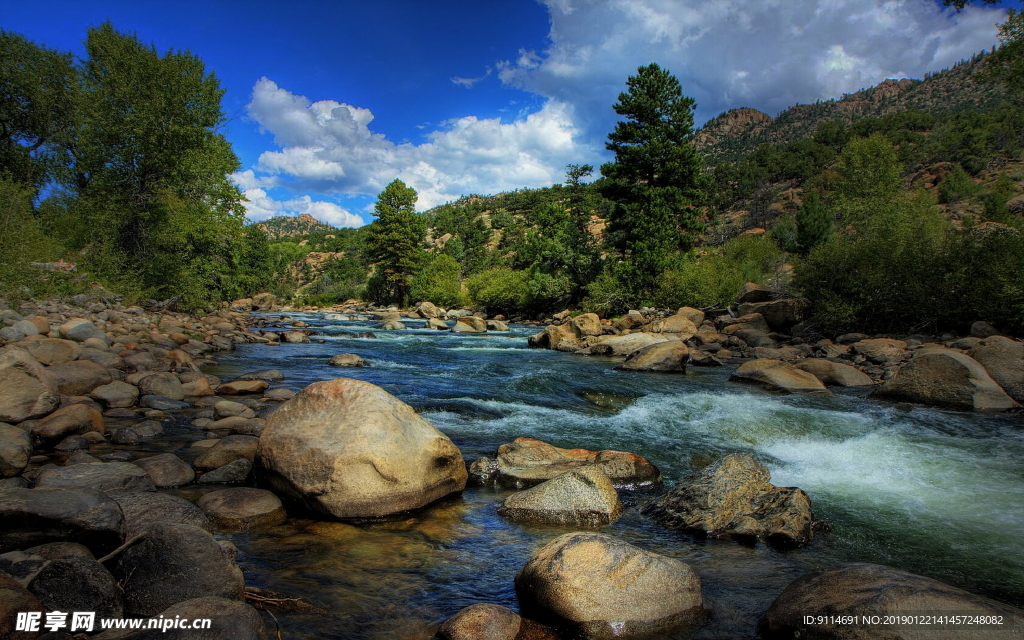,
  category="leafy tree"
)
[364,178,426,305]
[410,253,464,308]
[983,8,1024,101]
[938,164,978,204]
[796,192,833,255]
[465,267,529,316]
[600,63,709,304]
